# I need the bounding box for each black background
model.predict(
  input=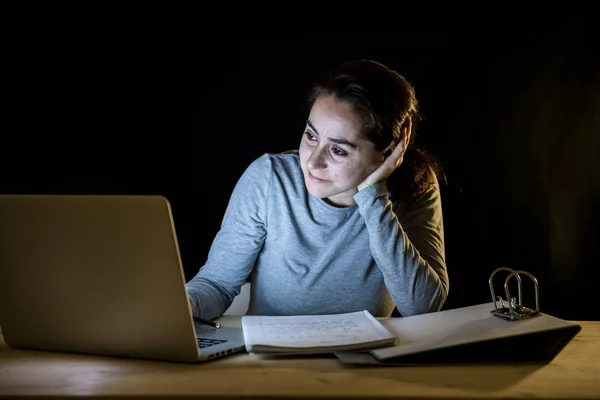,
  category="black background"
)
[4,15,598,320]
